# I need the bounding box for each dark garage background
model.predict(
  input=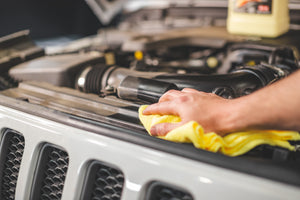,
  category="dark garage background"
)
[0,0,103,39]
